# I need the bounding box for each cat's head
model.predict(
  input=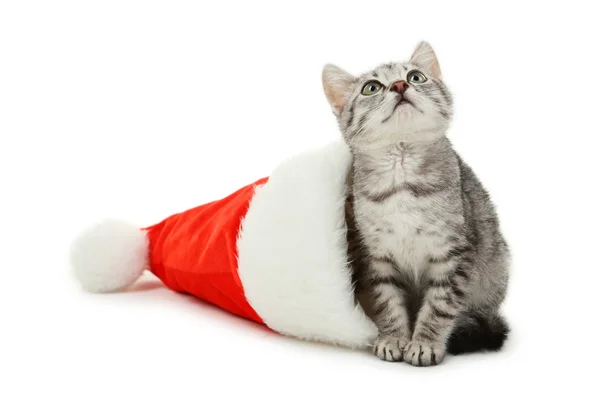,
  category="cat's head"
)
[322,41,452,148]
